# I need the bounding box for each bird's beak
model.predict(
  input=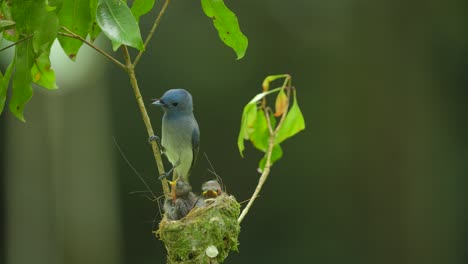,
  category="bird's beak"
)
[151,98,165,107]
